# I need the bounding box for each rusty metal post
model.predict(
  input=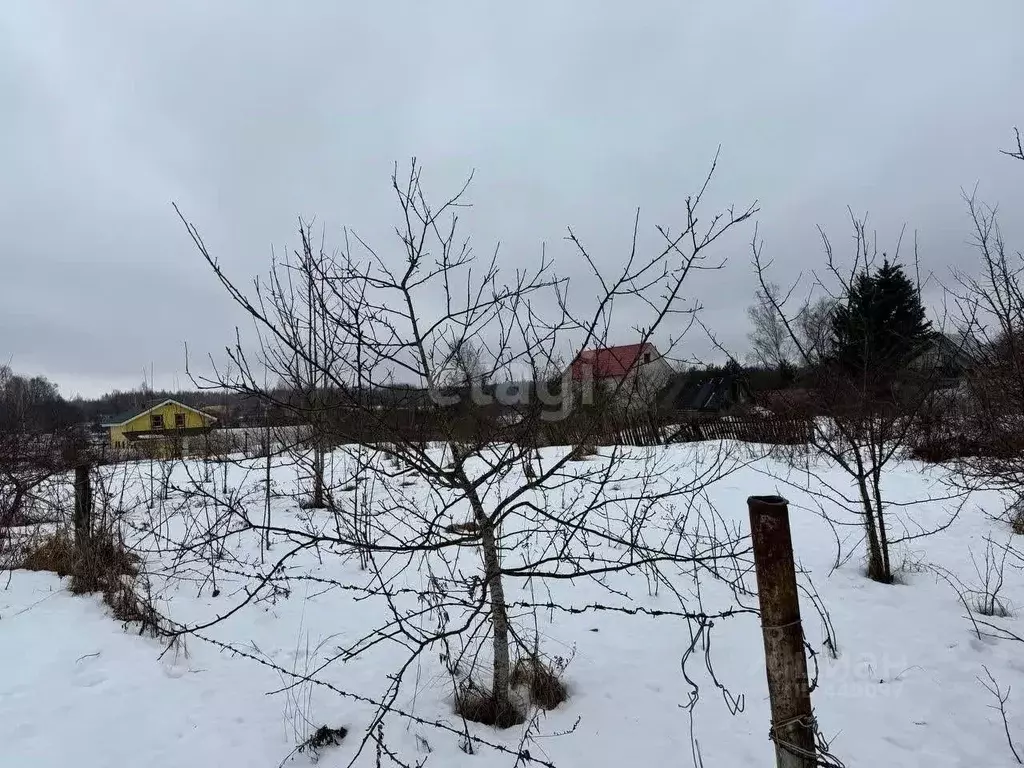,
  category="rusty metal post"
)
[747,495,816,768]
